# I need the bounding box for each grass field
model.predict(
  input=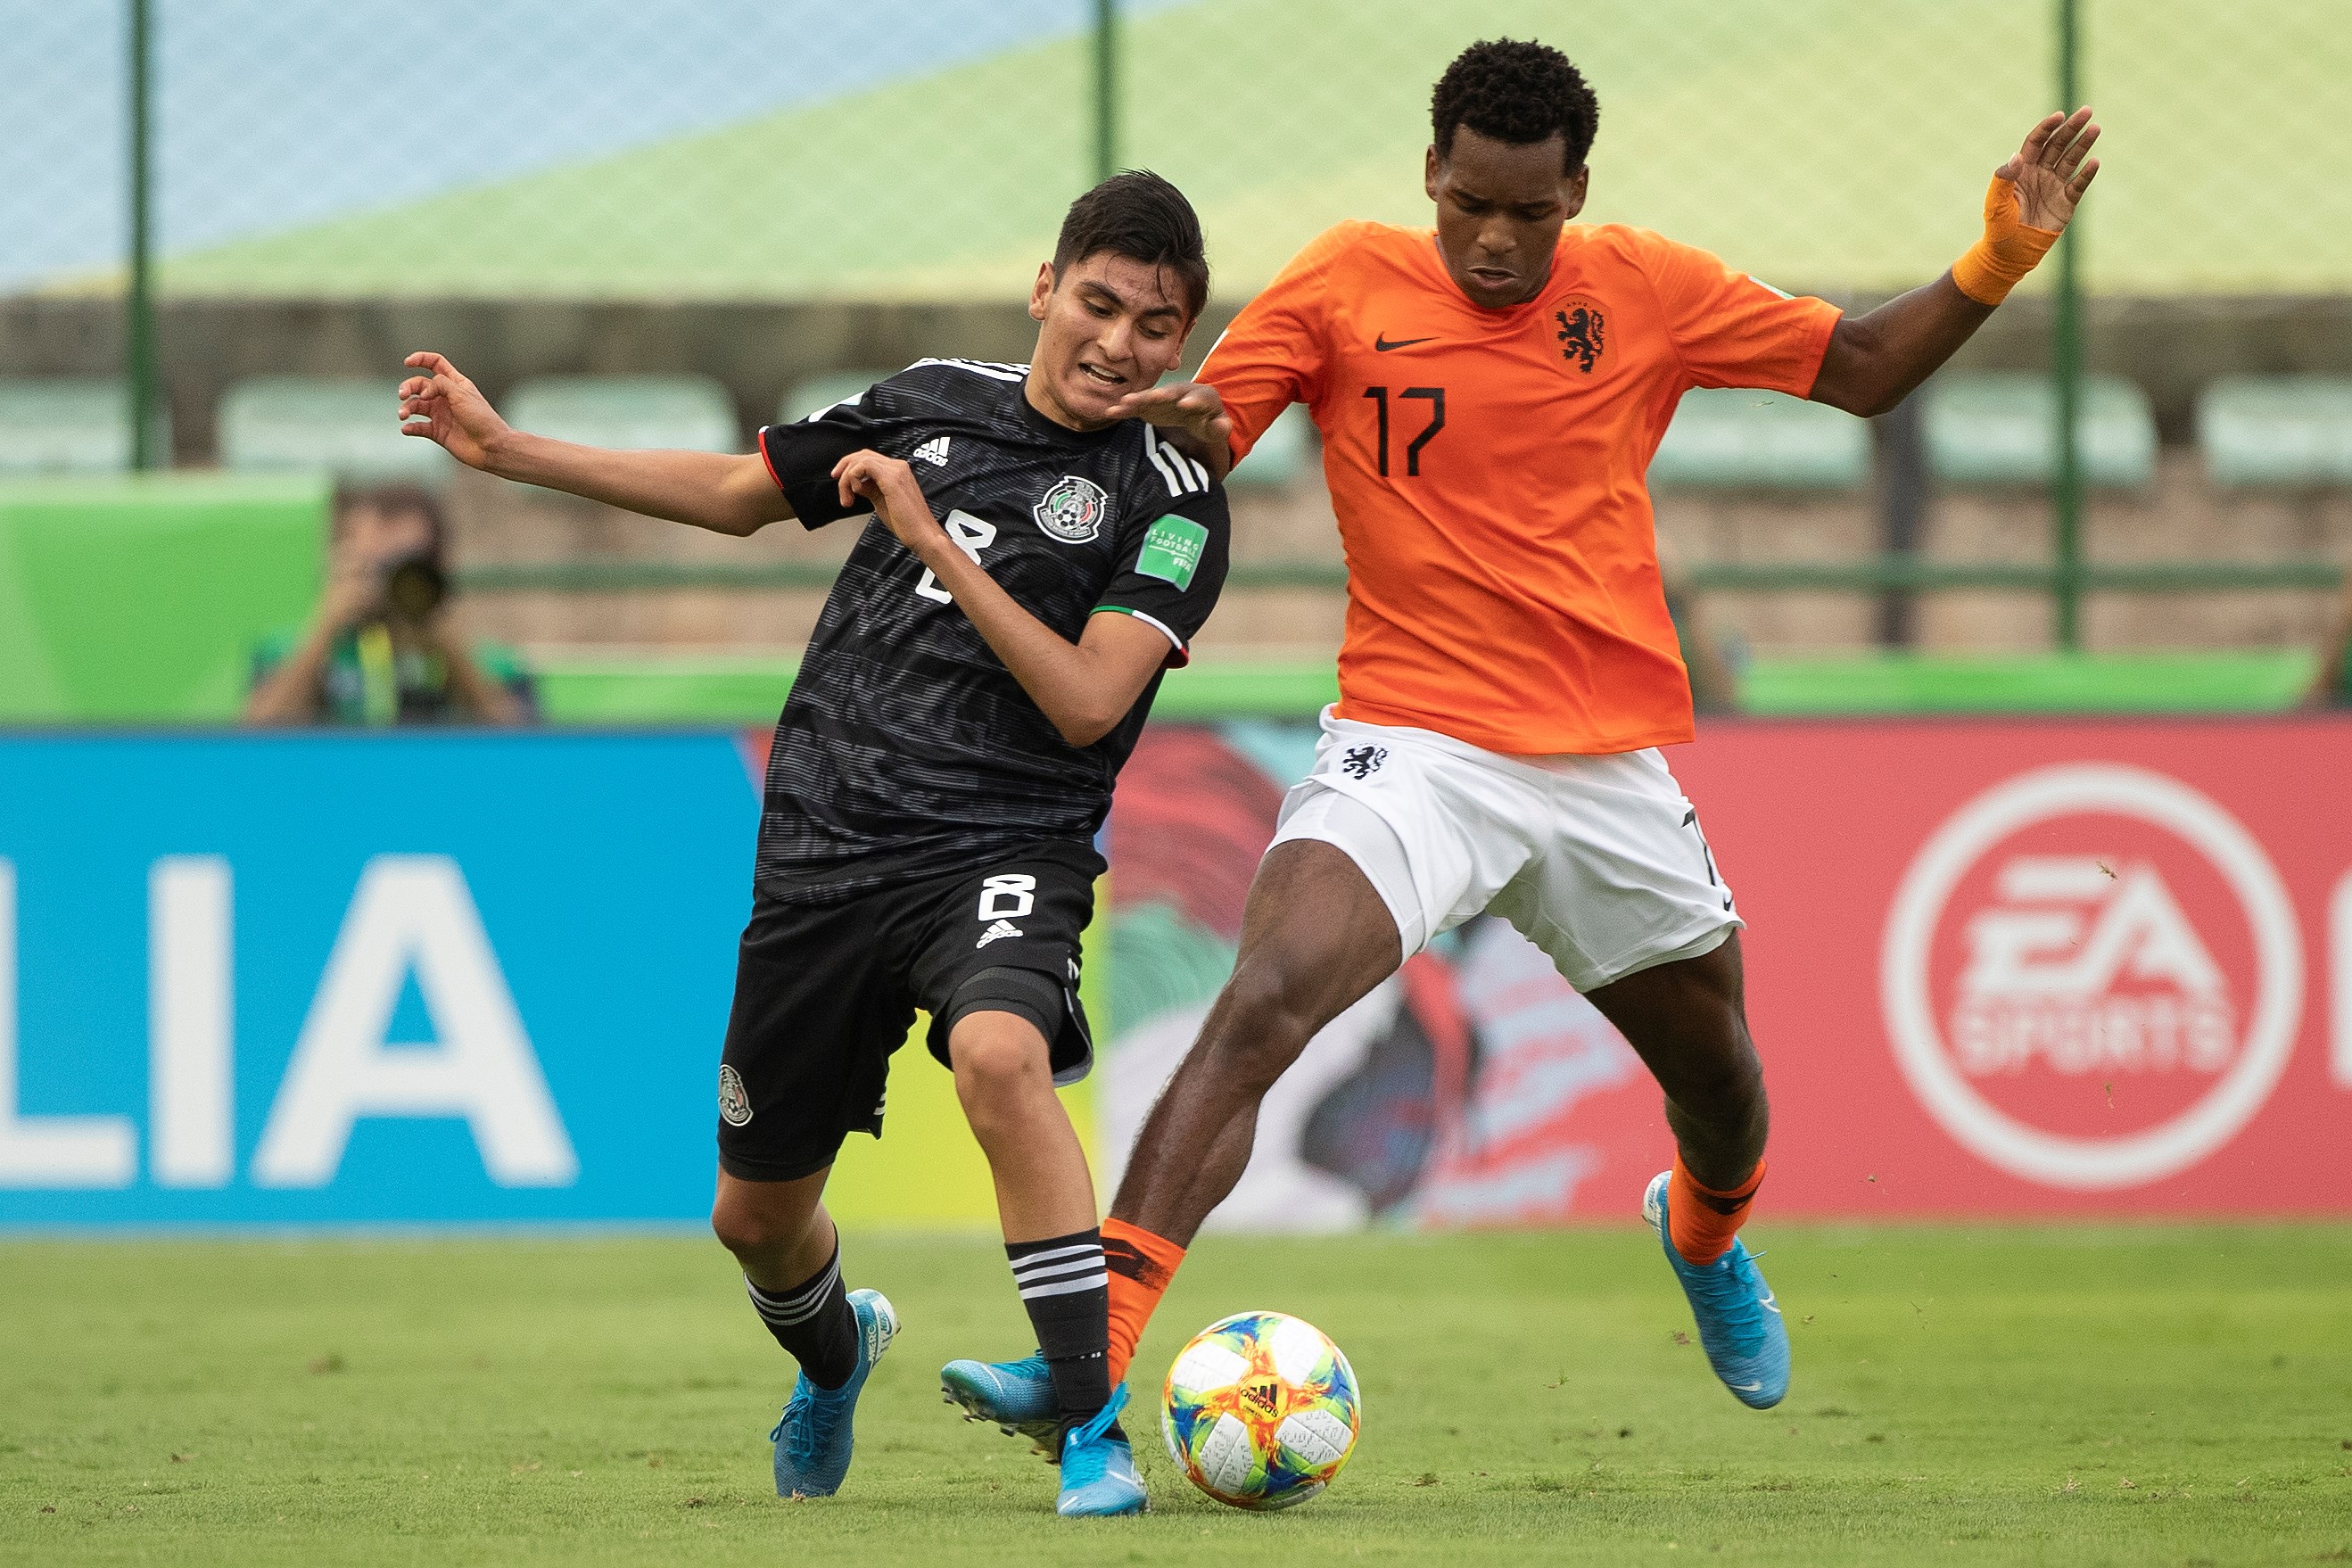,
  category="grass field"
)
[6,1224,2351,1566]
